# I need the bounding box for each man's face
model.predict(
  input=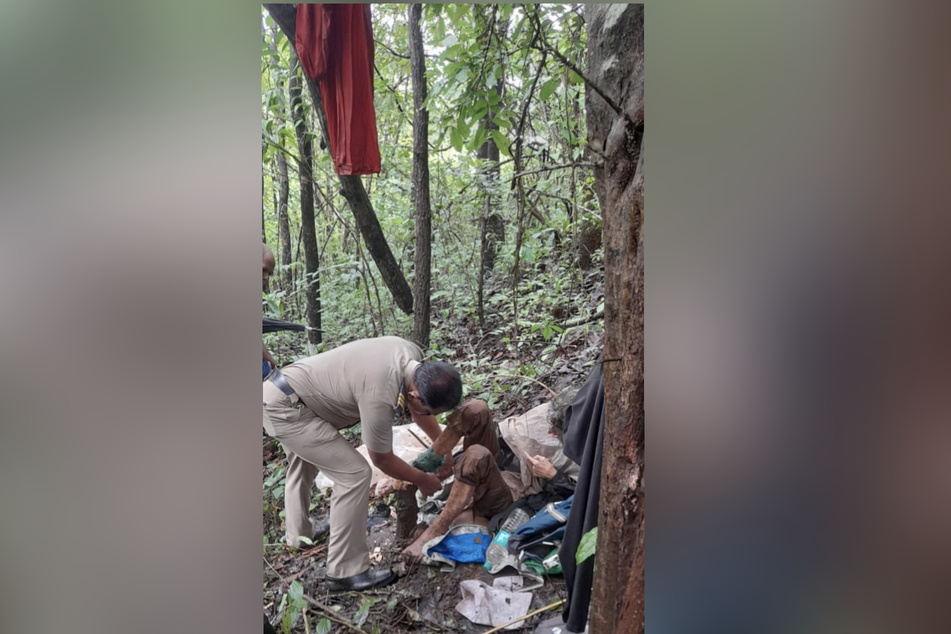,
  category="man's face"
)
[406,392,449,418]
